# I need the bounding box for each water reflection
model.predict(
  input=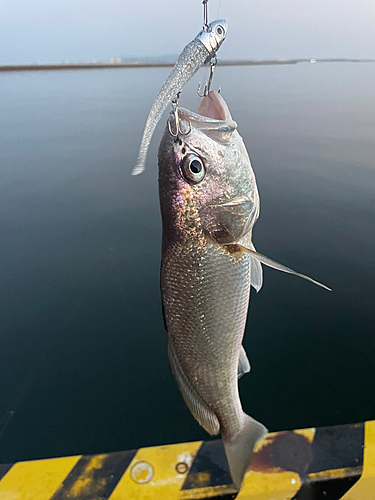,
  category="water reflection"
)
[0,64,374,462]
